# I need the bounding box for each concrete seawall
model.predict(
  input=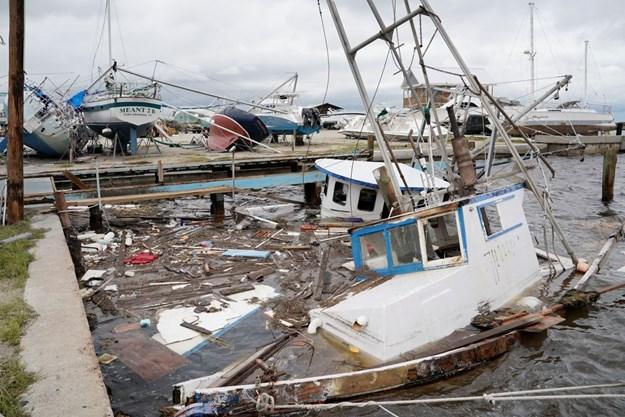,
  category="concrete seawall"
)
[21,214,113,417]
